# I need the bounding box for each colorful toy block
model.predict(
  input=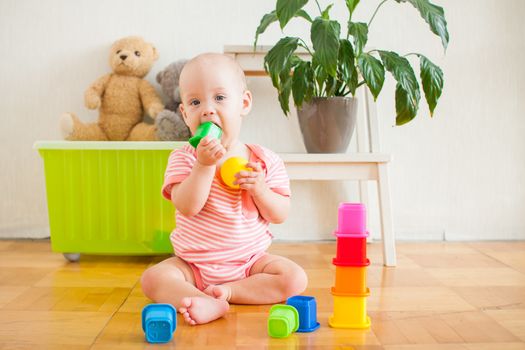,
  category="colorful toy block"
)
[188,121,222,148]
[331,264,369,295]
[329,295,371,329]
[337,202,366,235]
[142,304,177,343]
[329,202,371,329]
[267,304,299,338]
[286,296,320,332]
[332,232,369,266]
